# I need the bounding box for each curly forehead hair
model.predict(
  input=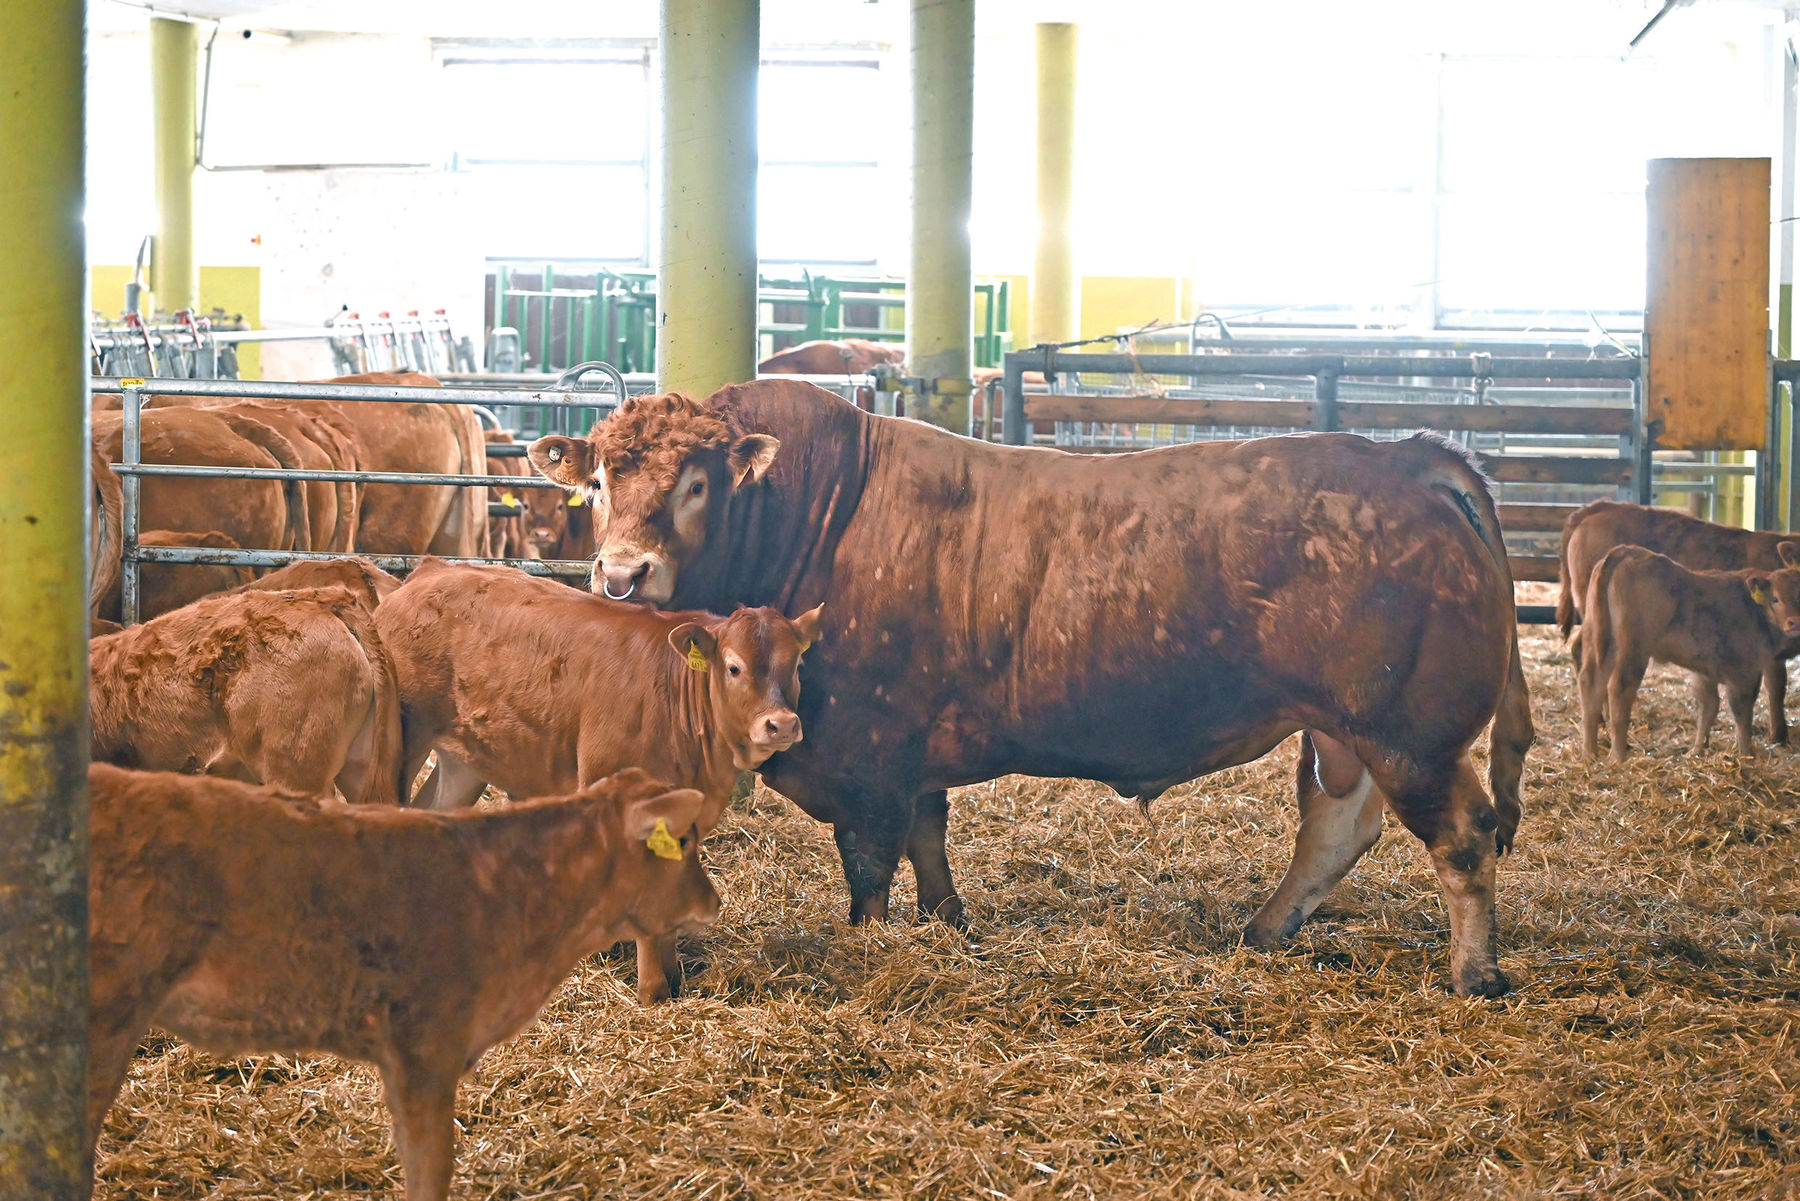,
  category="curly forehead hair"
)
[593,392,733,476]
